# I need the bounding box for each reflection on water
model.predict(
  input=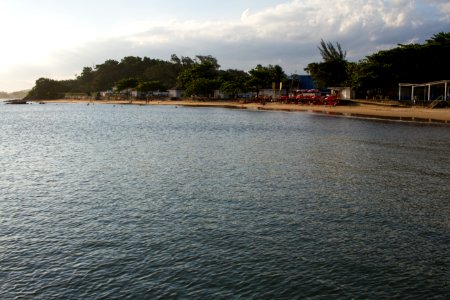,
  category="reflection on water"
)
[1,103,449,298]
